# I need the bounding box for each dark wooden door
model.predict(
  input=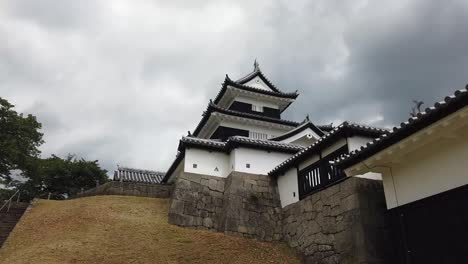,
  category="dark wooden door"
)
[389,184,468,264]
